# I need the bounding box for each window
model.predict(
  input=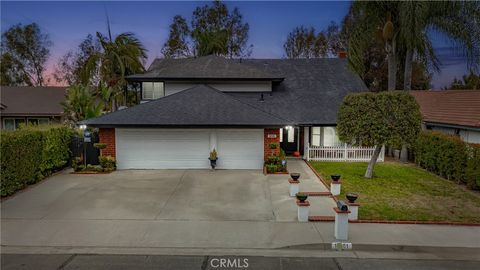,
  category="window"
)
[287,127,295,142]
[3,118,26,130]
[142,82,164,100]
[279,128,283,142]
[27,118,49,126]
[4,119,15,130]
[311,127,321,146]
